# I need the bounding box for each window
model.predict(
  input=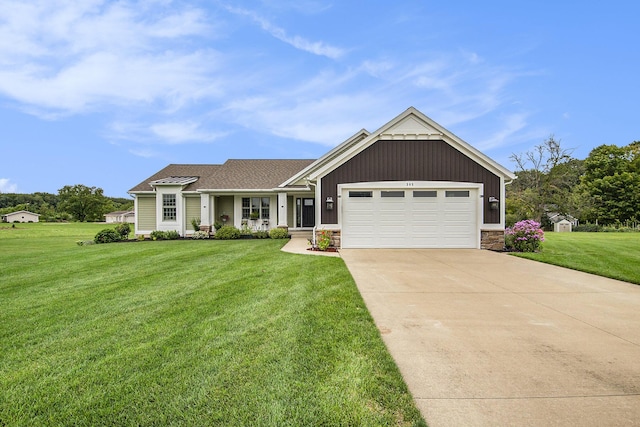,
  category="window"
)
[162,194,177,221]
[381,191,404,198]
[445,190,470,198]
[413,190,437,198]
[349,191,373,198]
[242,197,270,219]
[242,197,250,219]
